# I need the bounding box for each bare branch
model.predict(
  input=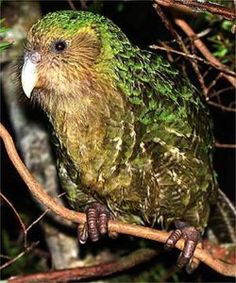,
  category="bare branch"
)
[207,87,234,99]
[67,0,76,10]
[149,44,236,77]
[215,142,236,149]
[207,101,236,112]
[1,123,236,277]
[174,18,236,88]
[153,3,211,95]
[25,210,49,234]
[25,193,66,234]
[9,248,157,283]
[0,192,27,246]
[154,0,236,21]
[0,242,39,271]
